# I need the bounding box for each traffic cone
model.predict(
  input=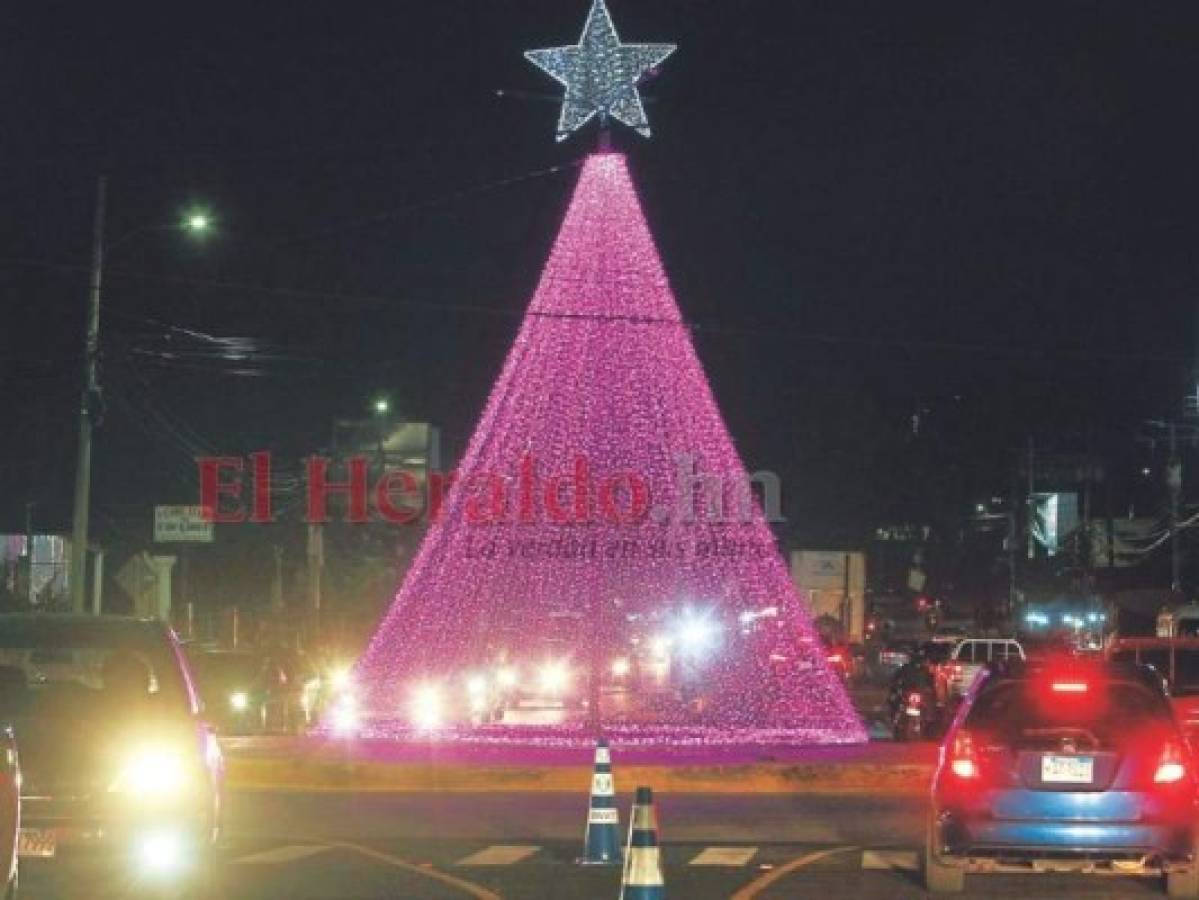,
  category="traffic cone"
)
[620,786,664,899]
[579,737,622,865]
